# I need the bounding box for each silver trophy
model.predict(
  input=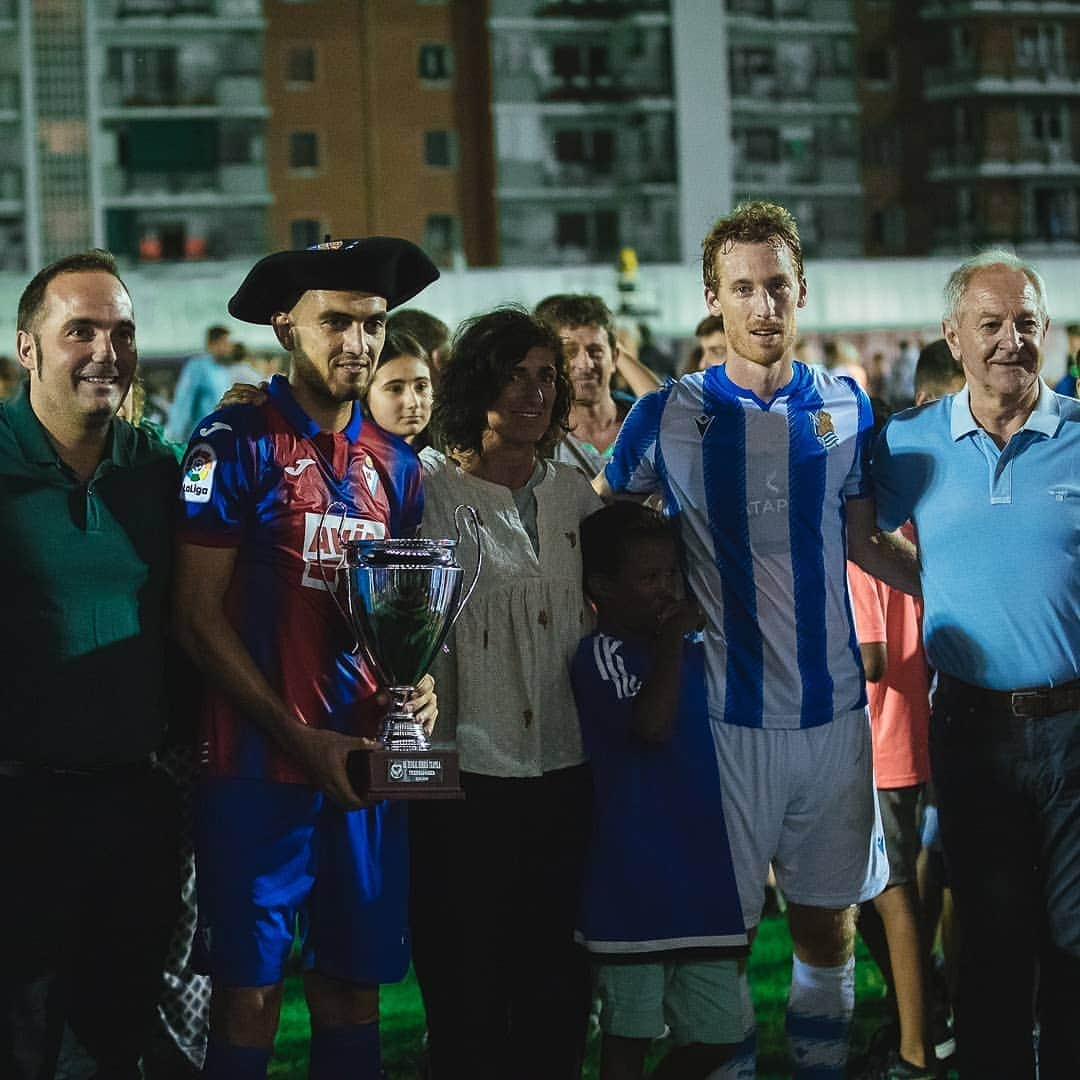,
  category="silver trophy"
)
[319,503,480,799]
